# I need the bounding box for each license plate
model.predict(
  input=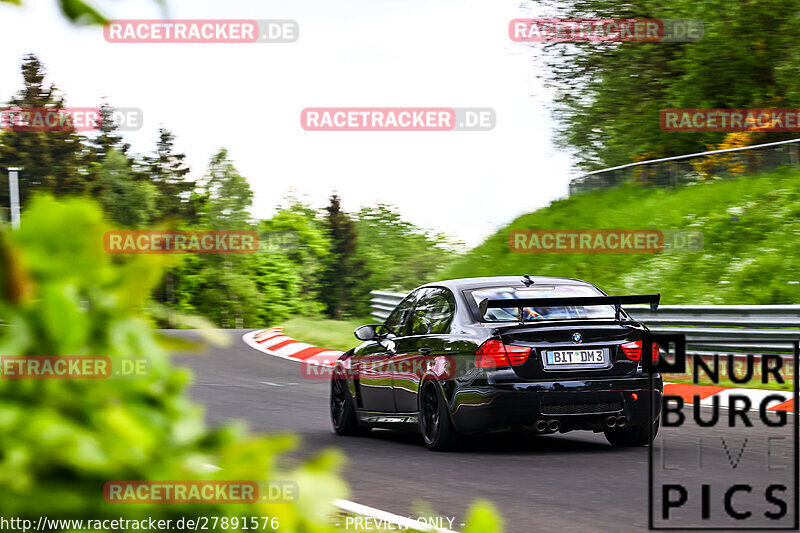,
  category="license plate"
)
[545,349,606,367]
